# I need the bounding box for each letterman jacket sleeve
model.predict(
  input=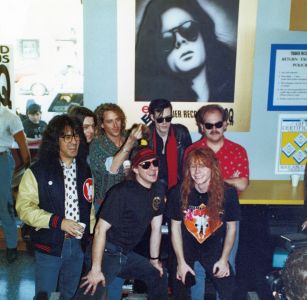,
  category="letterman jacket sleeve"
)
[16,168,54,229]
